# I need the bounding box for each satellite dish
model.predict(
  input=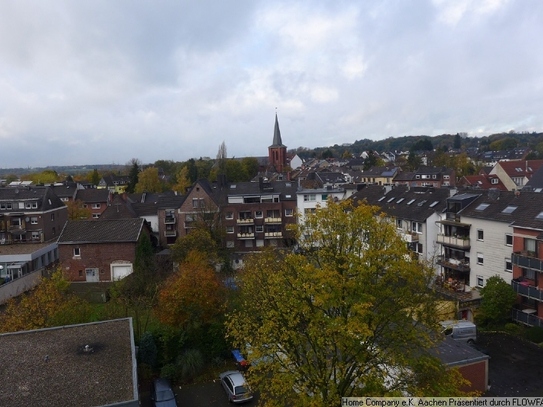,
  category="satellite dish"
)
[25,217,30,222]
